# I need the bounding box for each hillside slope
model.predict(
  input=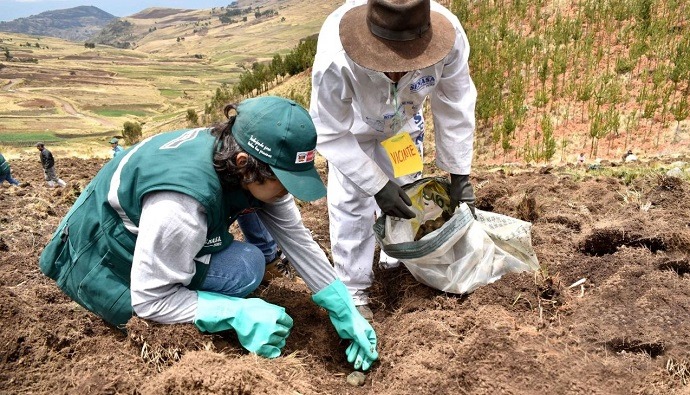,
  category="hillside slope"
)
[1,0,688,166]
[0,0,340,157]
[0,6,115,41]
[93,0,339,62]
